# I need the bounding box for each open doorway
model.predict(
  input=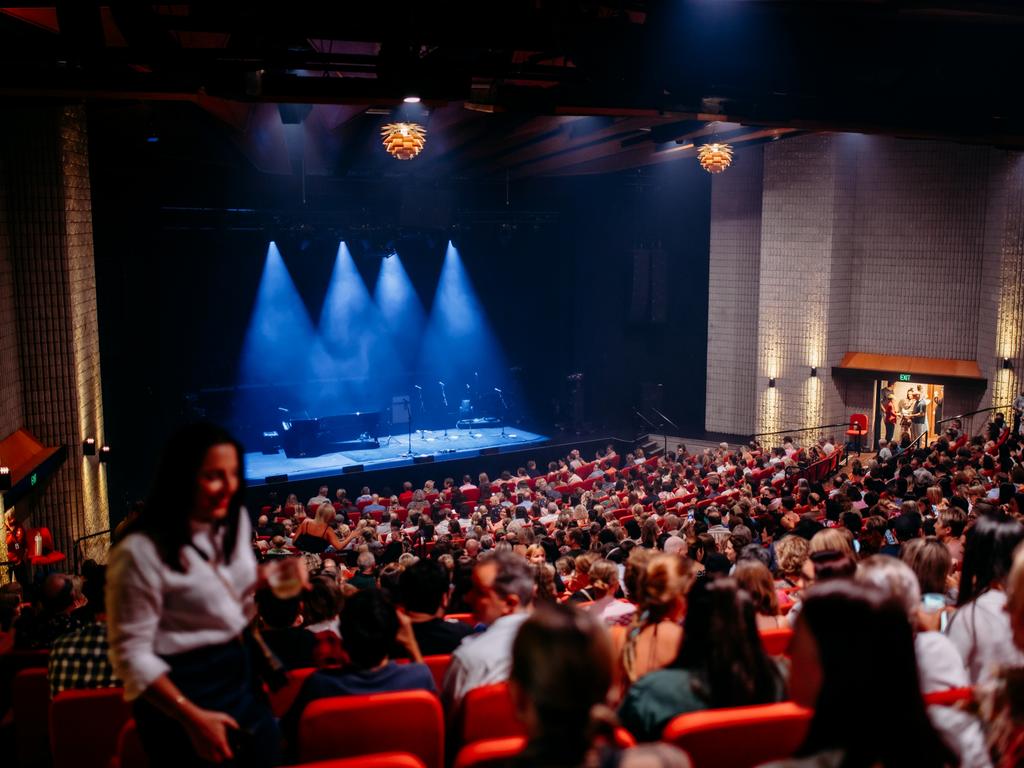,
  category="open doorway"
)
[874,379,945,448]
